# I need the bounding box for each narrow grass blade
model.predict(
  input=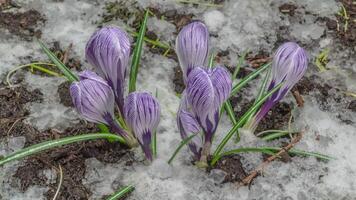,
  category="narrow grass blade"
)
[106,185,135,200]
[6,62,59,87]
[38,40,79,82]
[261,131,297,141]
[239,68,271,139]
[211,146,333,166]
[128,10,149,92]
[212,82,283,159]
[262,147,334,161]
[232,51,248,80]
[168,134,196,165]
[0,133,125,166]
[152,88,159,158]
[211,147,276,166]
[230,62,270,97]
[222,100,239,142]
[208,52,215,68]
